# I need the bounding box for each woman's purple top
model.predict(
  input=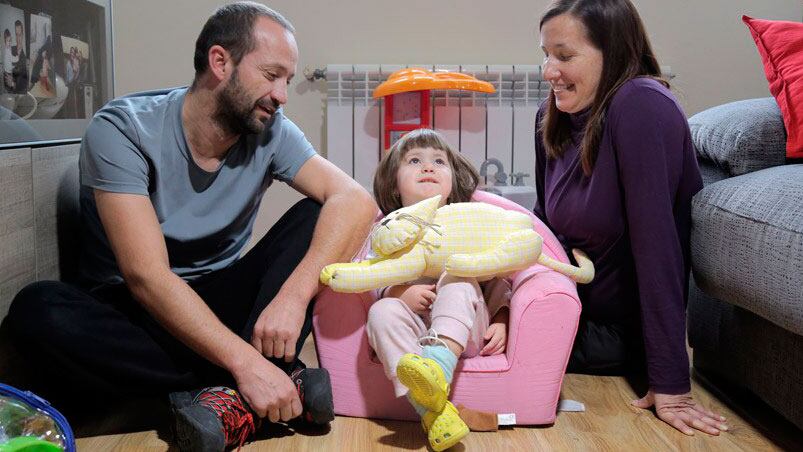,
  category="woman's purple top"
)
[533,77,702,394]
